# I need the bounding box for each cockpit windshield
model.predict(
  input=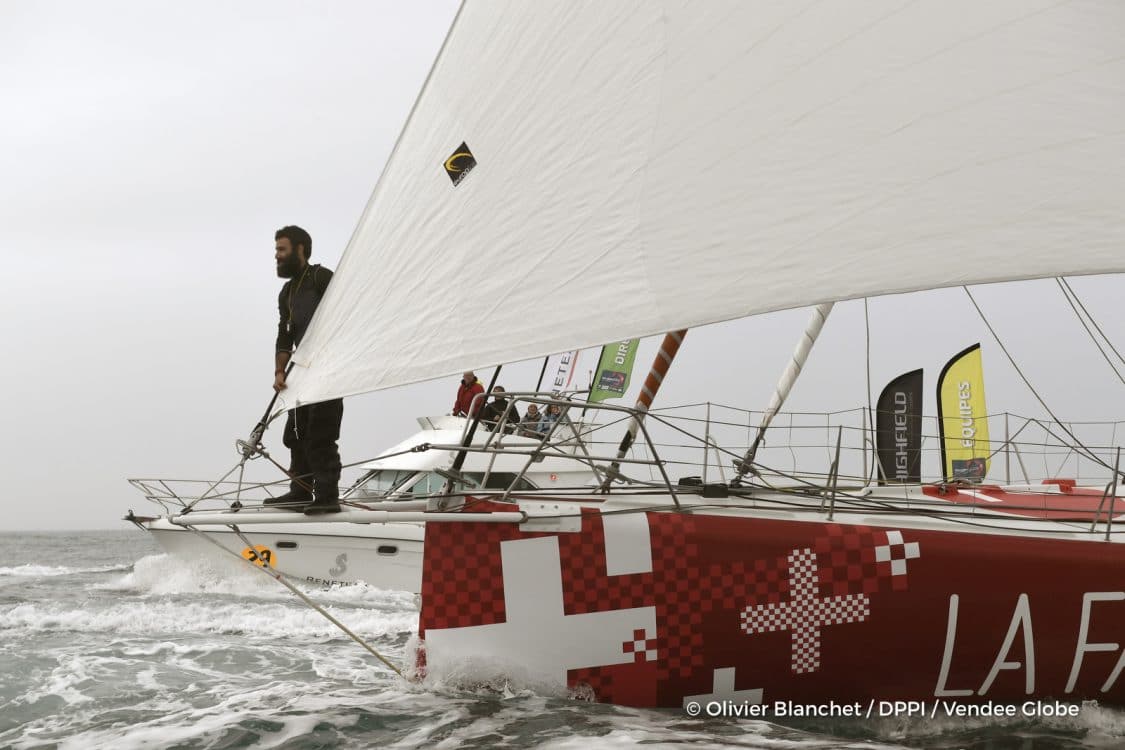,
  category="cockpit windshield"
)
[353,470,416,498]
[353,469,539,500]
